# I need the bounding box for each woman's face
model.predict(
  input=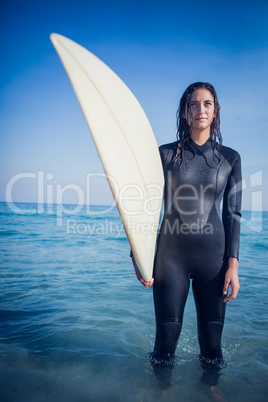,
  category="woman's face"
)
[186,88,215,134]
